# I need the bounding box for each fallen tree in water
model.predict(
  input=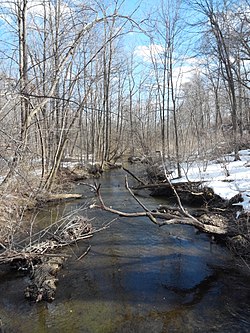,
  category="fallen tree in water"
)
[89,179,228,234]
[85,175,250,265]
